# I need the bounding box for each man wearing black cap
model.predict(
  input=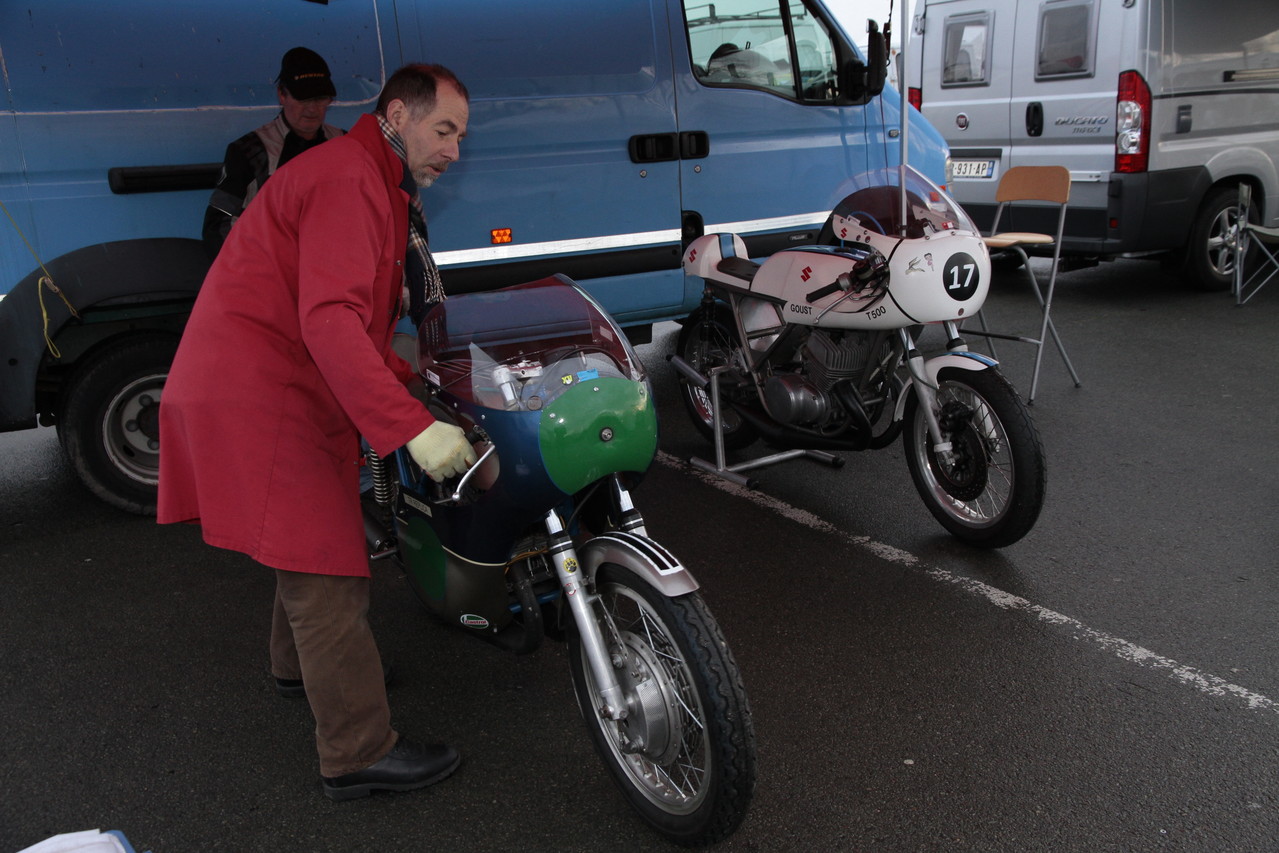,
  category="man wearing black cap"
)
[202,47,346,257]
